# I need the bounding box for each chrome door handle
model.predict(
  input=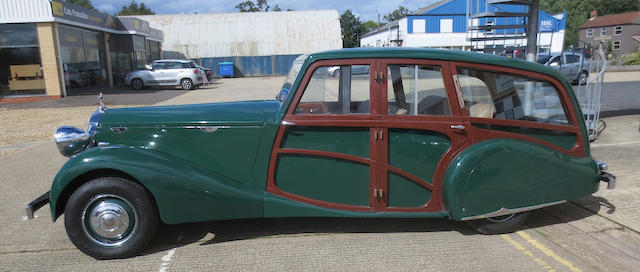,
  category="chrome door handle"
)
[451,125,465,130]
